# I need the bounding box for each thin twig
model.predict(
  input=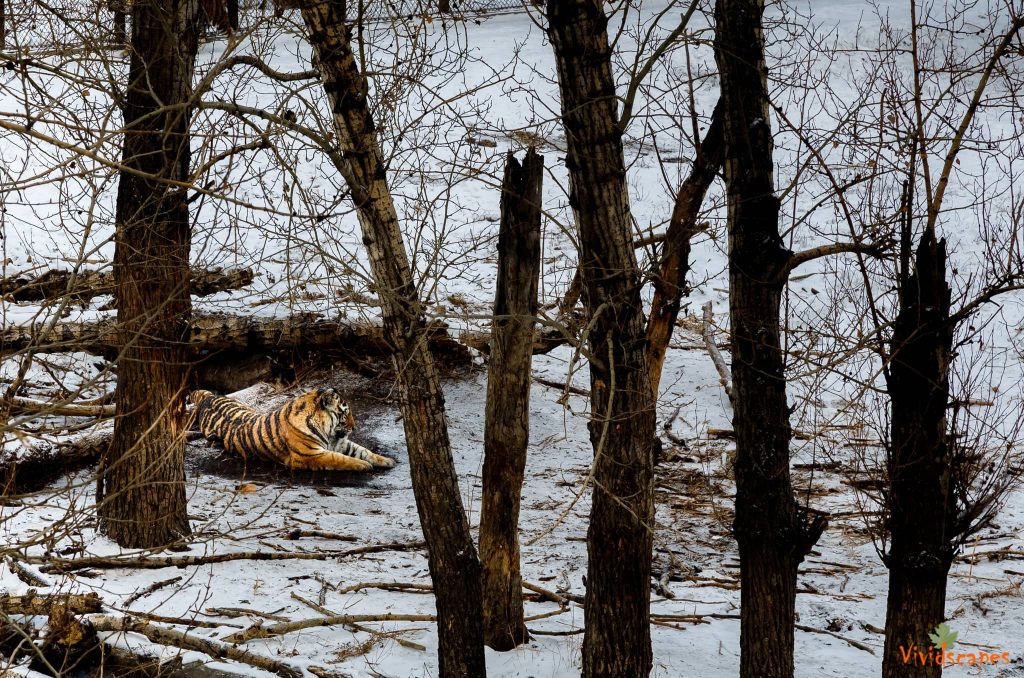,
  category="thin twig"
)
[701,302,733,405]
[290,592,426,651]
[123,576,183,606]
